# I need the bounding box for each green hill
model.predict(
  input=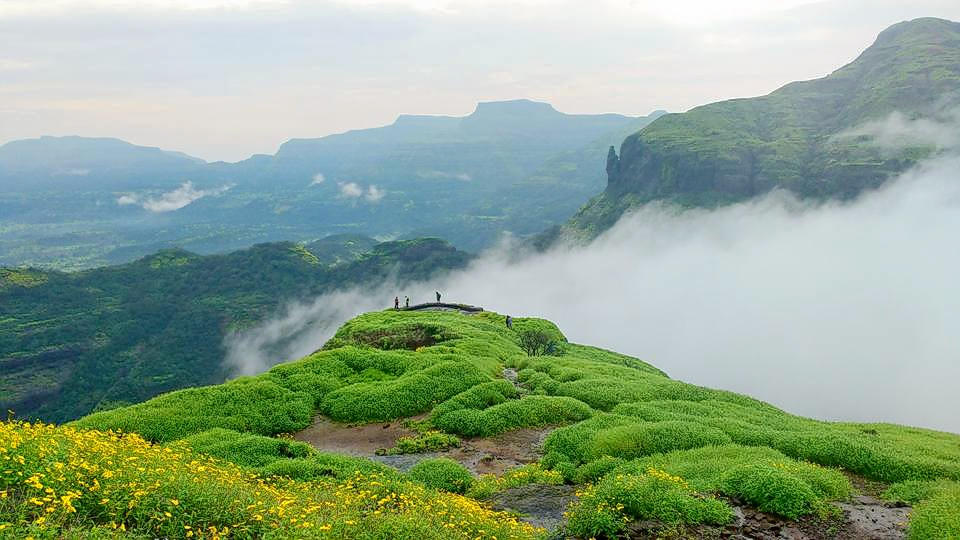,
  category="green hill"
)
[565,17,960,238]
[0,237,470,423]
[3,309,958,538]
